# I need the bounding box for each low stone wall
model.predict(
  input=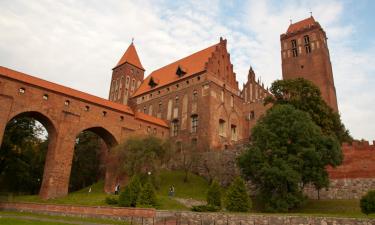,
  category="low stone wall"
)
[157,211,375,225]
[304,178,375,200]
[0,202,155,224]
